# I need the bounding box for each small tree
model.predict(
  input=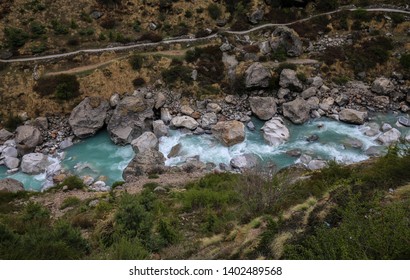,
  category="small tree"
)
[208,3,221,20]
